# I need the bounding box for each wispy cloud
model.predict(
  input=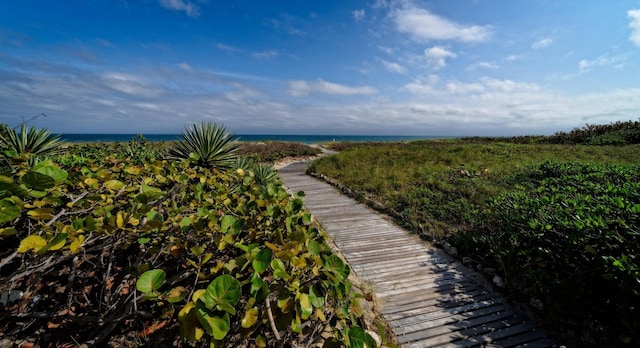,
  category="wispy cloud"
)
[353,9,365,22]
[628,9,640,46]
[425,46,456,70]
[158,0,200,17]
[96,38,115,48]
[102,72,163,97]
[380,59,407,74]
[468,61,498,70]
[288,79,377,96]
[377,46,395,55]
[177,62,192,72]
[0,28,29,47]
[531,38,552,49]
[265,15,306,36]
[578,53,627,72]
[252,50,280,60]
[216,43,241,53]
[392,6,492,43]
[505,54,524,62]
